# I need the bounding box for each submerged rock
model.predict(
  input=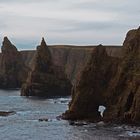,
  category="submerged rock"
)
[21,38,72,97]
[68,120,88,126]
[38,118,48,122]
[0,37,28,88]
[96,121,105,127]
[0,111,16,116]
